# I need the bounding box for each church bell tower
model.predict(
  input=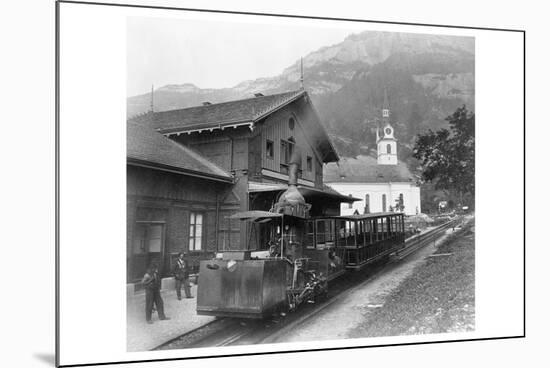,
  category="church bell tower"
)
[377,90,398,165]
